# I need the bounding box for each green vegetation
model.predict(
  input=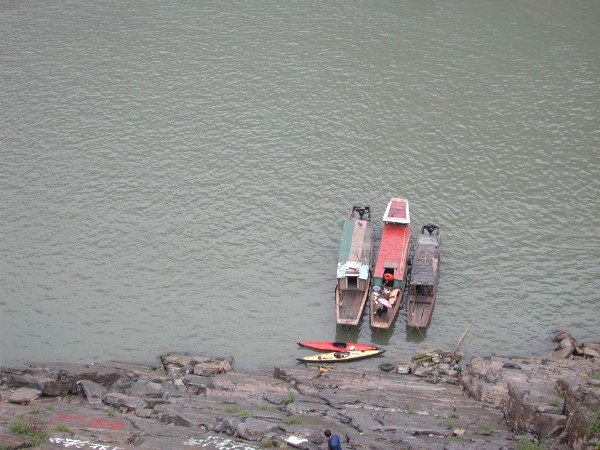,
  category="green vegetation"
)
[282,416,302,425]
[9,415,49,447]
[548,397,562,407]
[591,371,600,380]
[107,407,117,417]
[225,406,252,417]
[586,409,600,440]
[53,424,73,434]
[514,437,545,450]
[480,423,495,433]
[257,404,277,411]
[30,407,41,415]
[45,404,54,411]
[283,392,296,405]
[438,412,459,429]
